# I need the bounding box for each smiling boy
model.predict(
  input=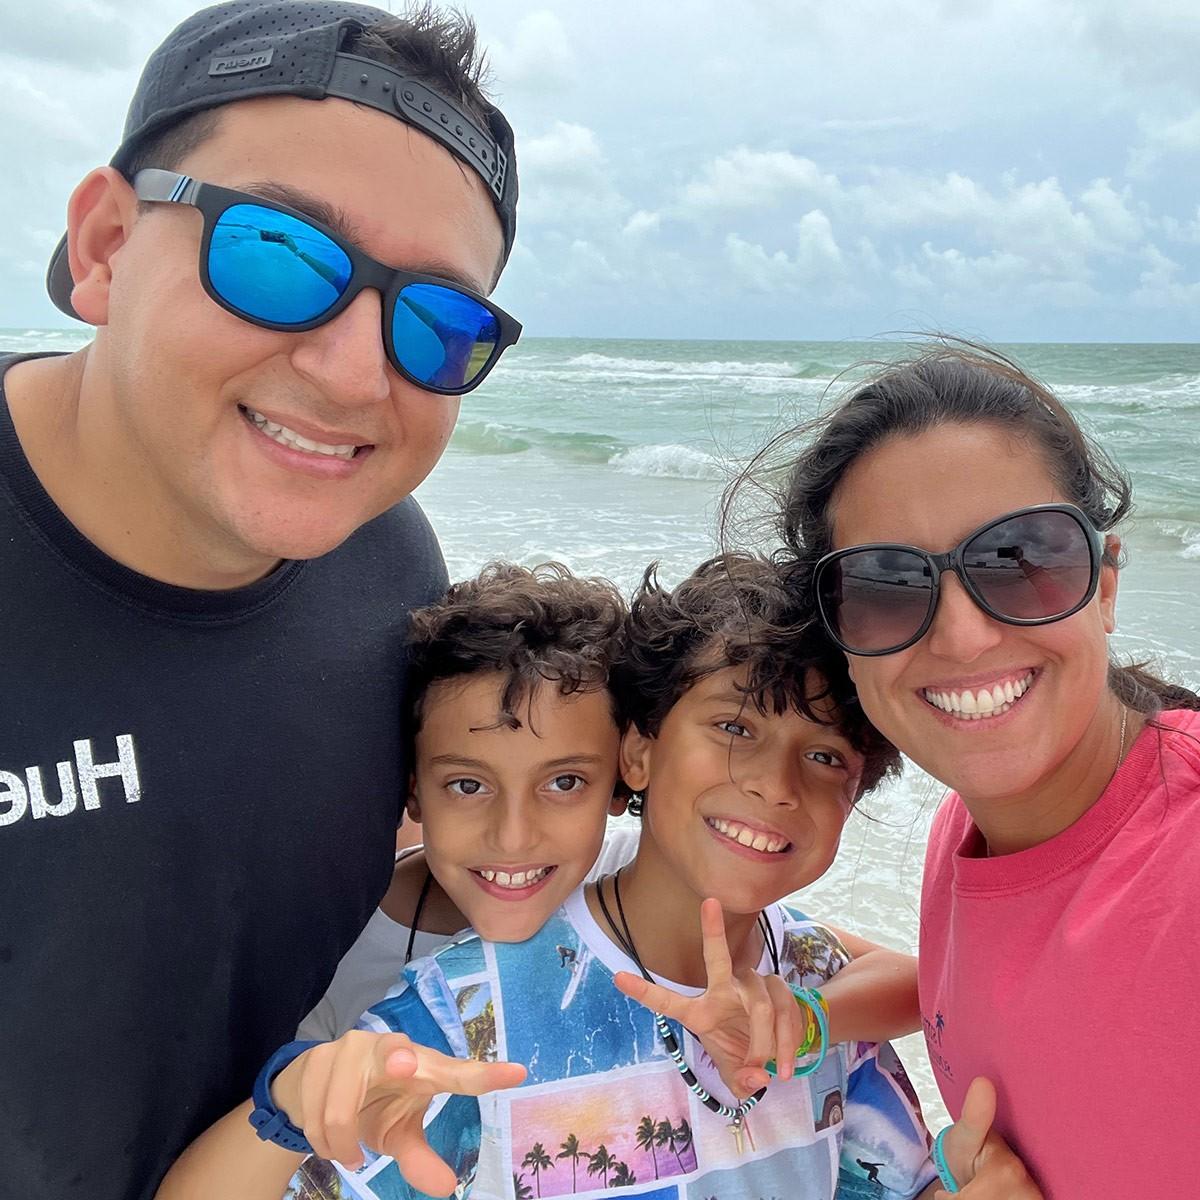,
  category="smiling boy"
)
[298,563,642,1040]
